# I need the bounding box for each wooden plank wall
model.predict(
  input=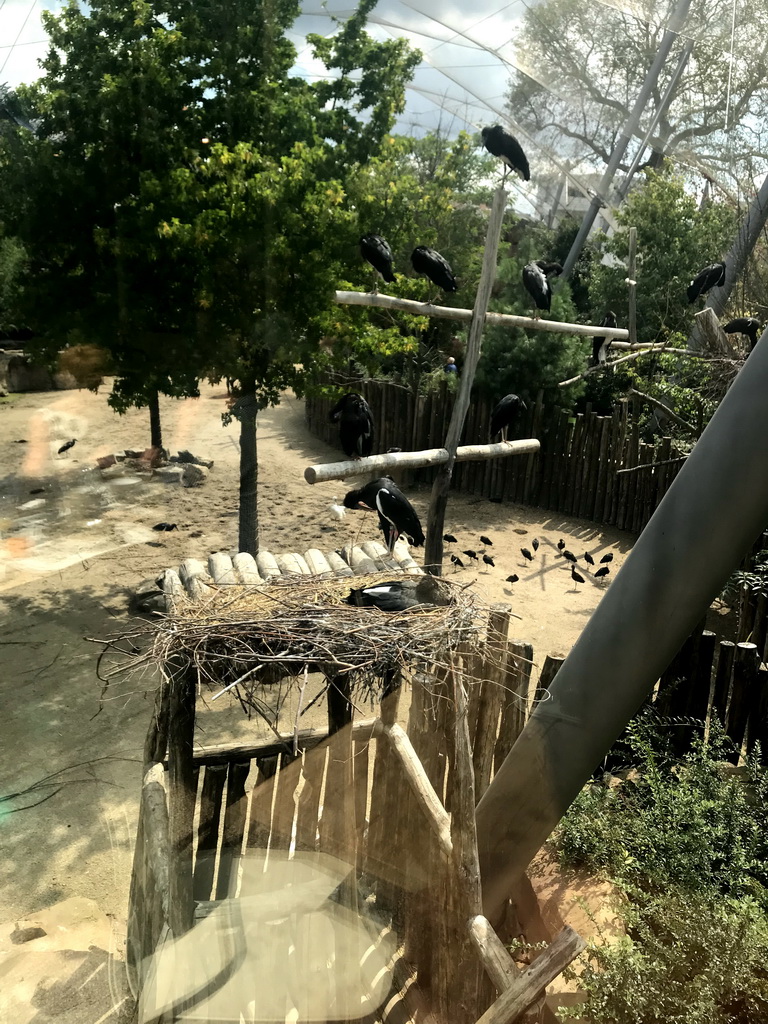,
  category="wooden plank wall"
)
[306,381,687,534]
